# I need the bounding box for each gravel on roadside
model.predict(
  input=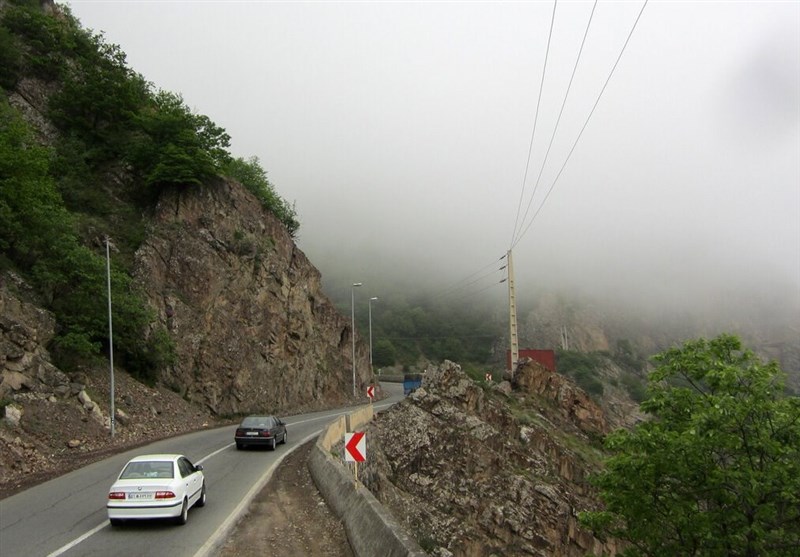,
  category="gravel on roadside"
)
[217,439,354,557]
